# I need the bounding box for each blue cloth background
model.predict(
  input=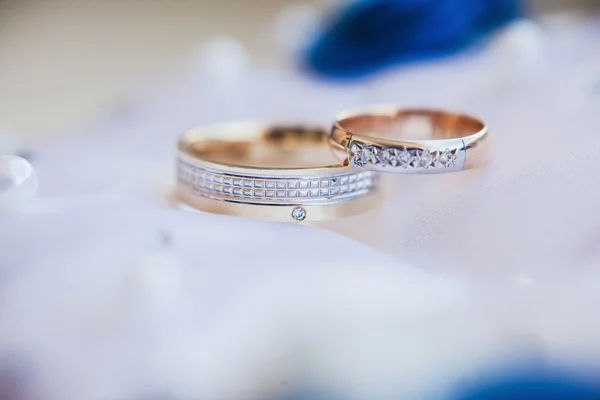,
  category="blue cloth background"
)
[304,0,520,78]
[453,371,600,400]
[275,371,600,400]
